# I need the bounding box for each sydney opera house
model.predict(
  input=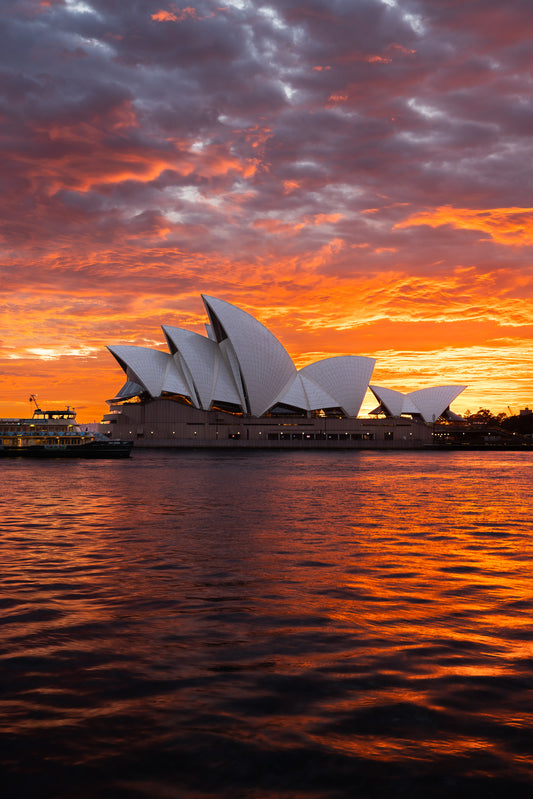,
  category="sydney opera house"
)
[100,295,466,448]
